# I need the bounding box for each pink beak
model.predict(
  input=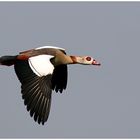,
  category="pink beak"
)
[92,60,101,66]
